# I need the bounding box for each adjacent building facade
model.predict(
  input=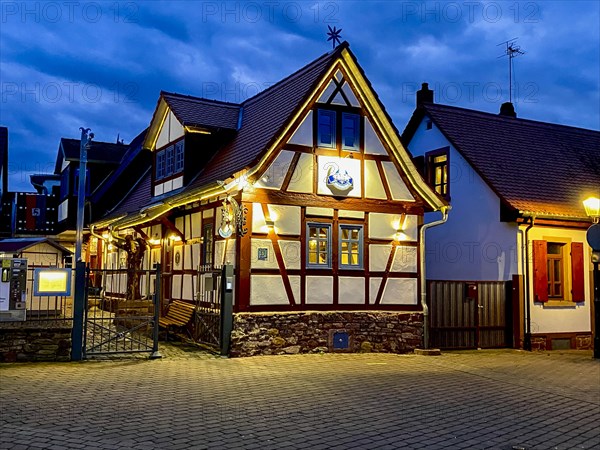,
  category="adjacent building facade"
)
[403,84,599,350]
